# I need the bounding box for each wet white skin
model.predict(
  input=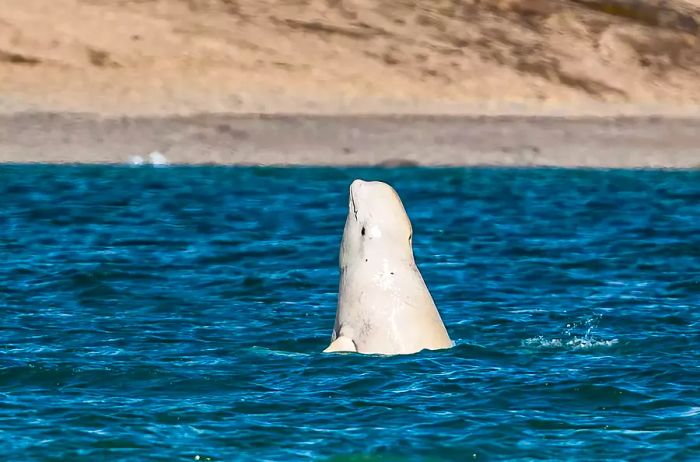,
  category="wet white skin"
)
[324,179,452,355]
